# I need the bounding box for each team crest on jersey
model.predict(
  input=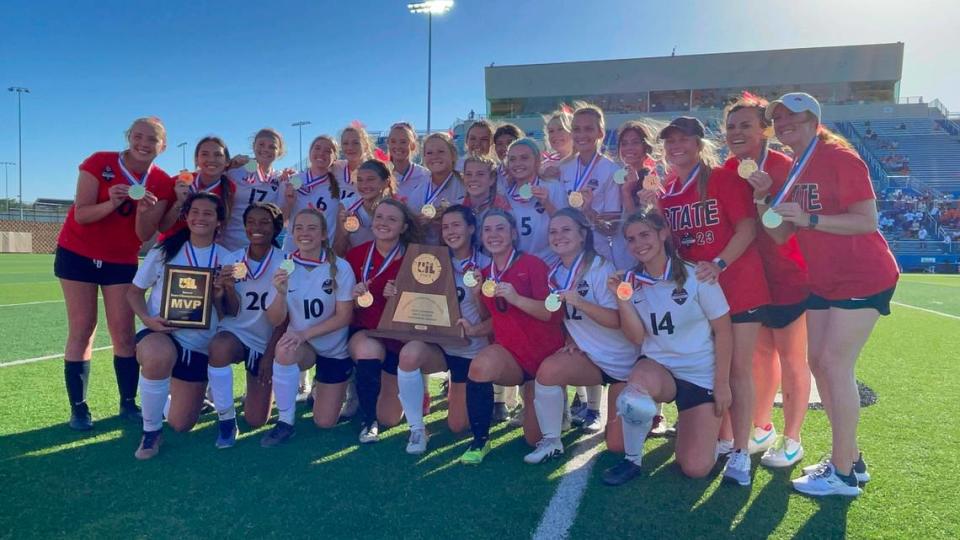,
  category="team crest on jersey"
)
[102,166,115,181]
[680,234,695,248]
[576,279,589,297]
[535,201,546,214]
[322,279,334,295]
[671,287,688,305]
